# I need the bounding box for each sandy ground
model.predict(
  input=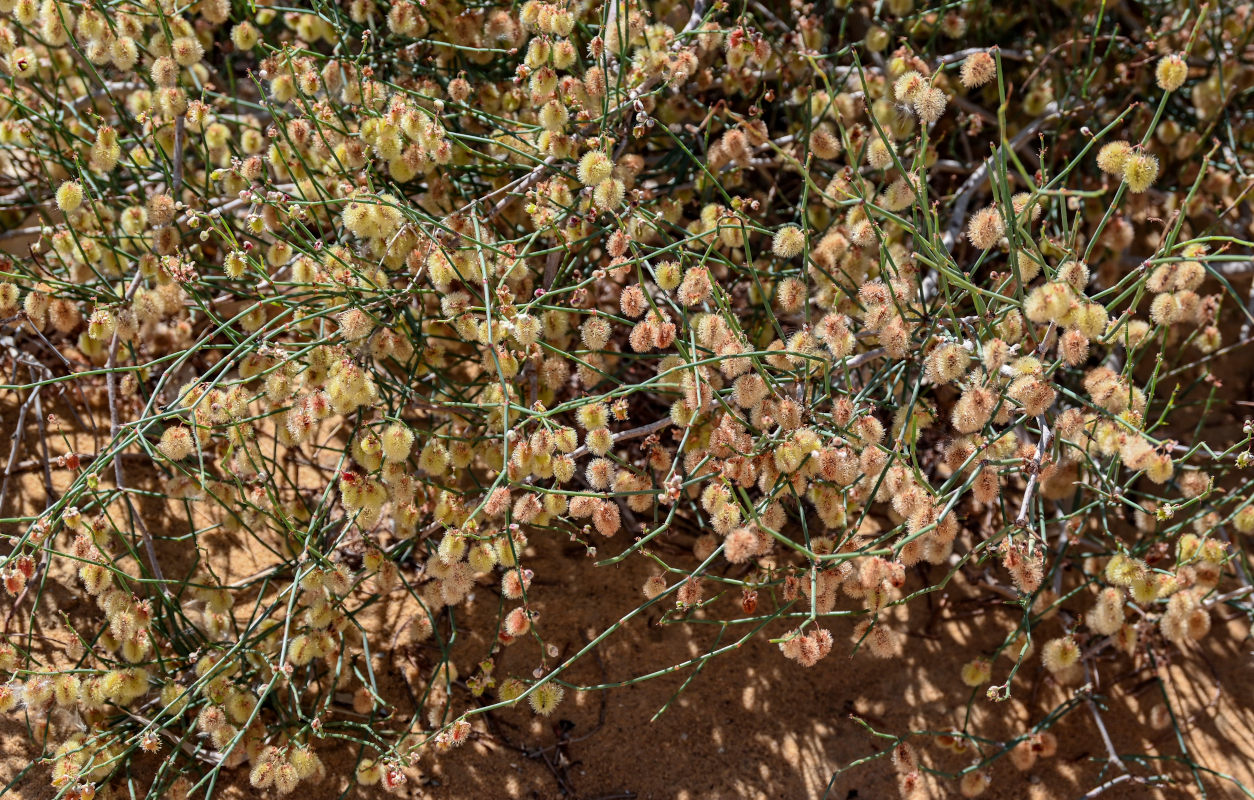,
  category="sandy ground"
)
[1,465,1251,800]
